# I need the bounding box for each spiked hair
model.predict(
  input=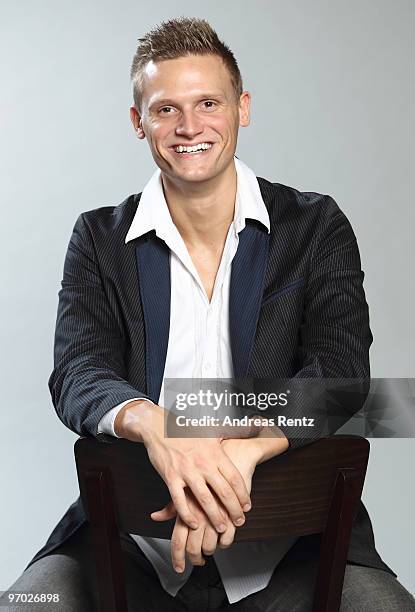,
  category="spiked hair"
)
[130,17,243,112]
